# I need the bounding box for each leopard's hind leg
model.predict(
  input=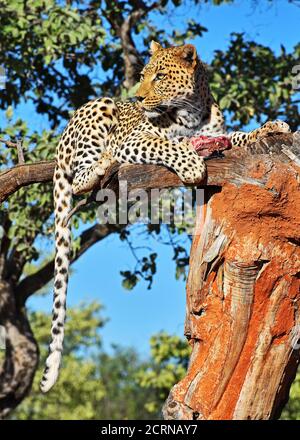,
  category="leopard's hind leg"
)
[71,98,119,195]
[230,120,290,148]
[72,150,115,195]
